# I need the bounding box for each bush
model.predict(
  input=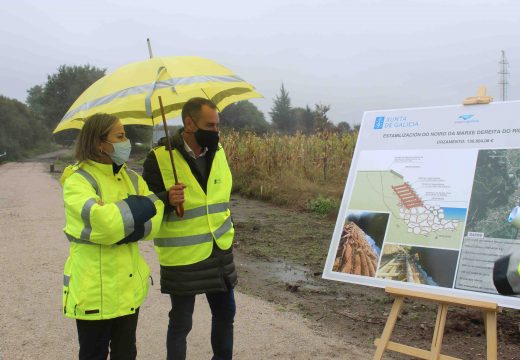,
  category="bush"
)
[0,95,49,160]
[309,196,338,215]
